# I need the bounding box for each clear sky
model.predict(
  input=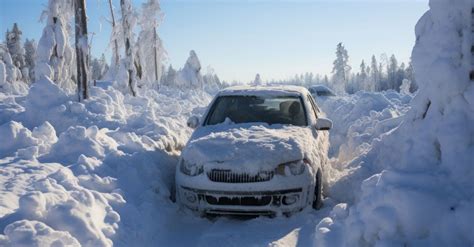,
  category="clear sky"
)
[0,0,428,82]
